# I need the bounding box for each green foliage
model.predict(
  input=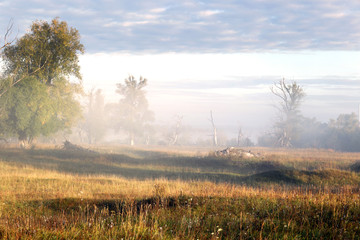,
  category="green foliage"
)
[2,18,84,84]
[329,112,360,132]
[324,113,360,151]
[115,75,154,145]
[0,77,81,144]
[0,18,83,144]
[263,79,360,151]
[262,113,360,151]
